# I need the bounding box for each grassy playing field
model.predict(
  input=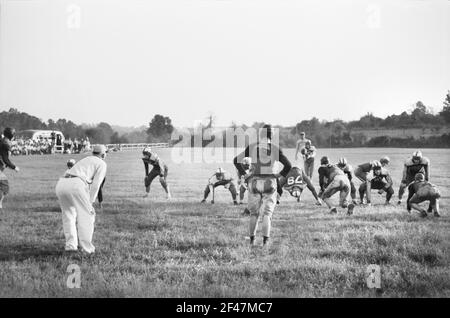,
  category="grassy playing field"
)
[0,148,449,297]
